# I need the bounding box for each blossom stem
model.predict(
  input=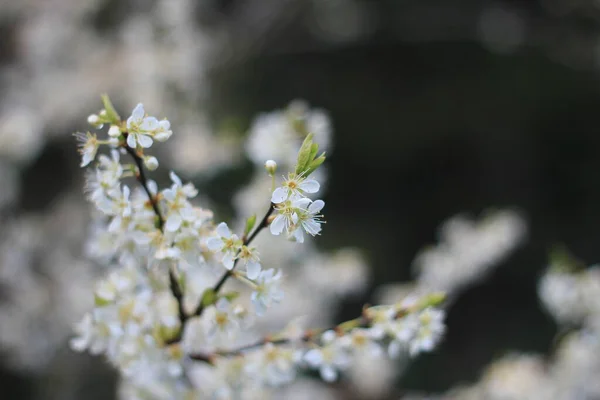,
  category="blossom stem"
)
[121,139,164,230]
[193,203,275,317]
